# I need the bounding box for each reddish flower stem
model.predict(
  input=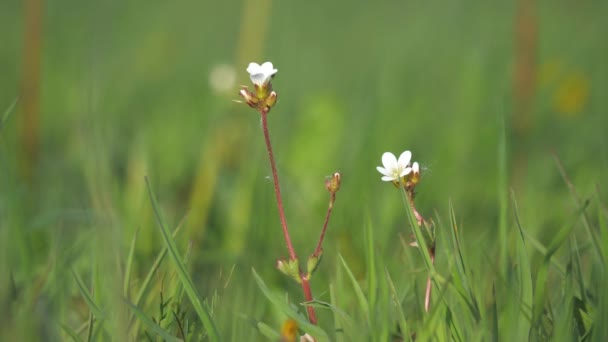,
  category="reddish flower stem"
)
[424,248,435,313]
[313,192,336,257]
[259,108,318,324]
[260,109,297,261]
[300,276,318,324]
[406,188,434,313]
